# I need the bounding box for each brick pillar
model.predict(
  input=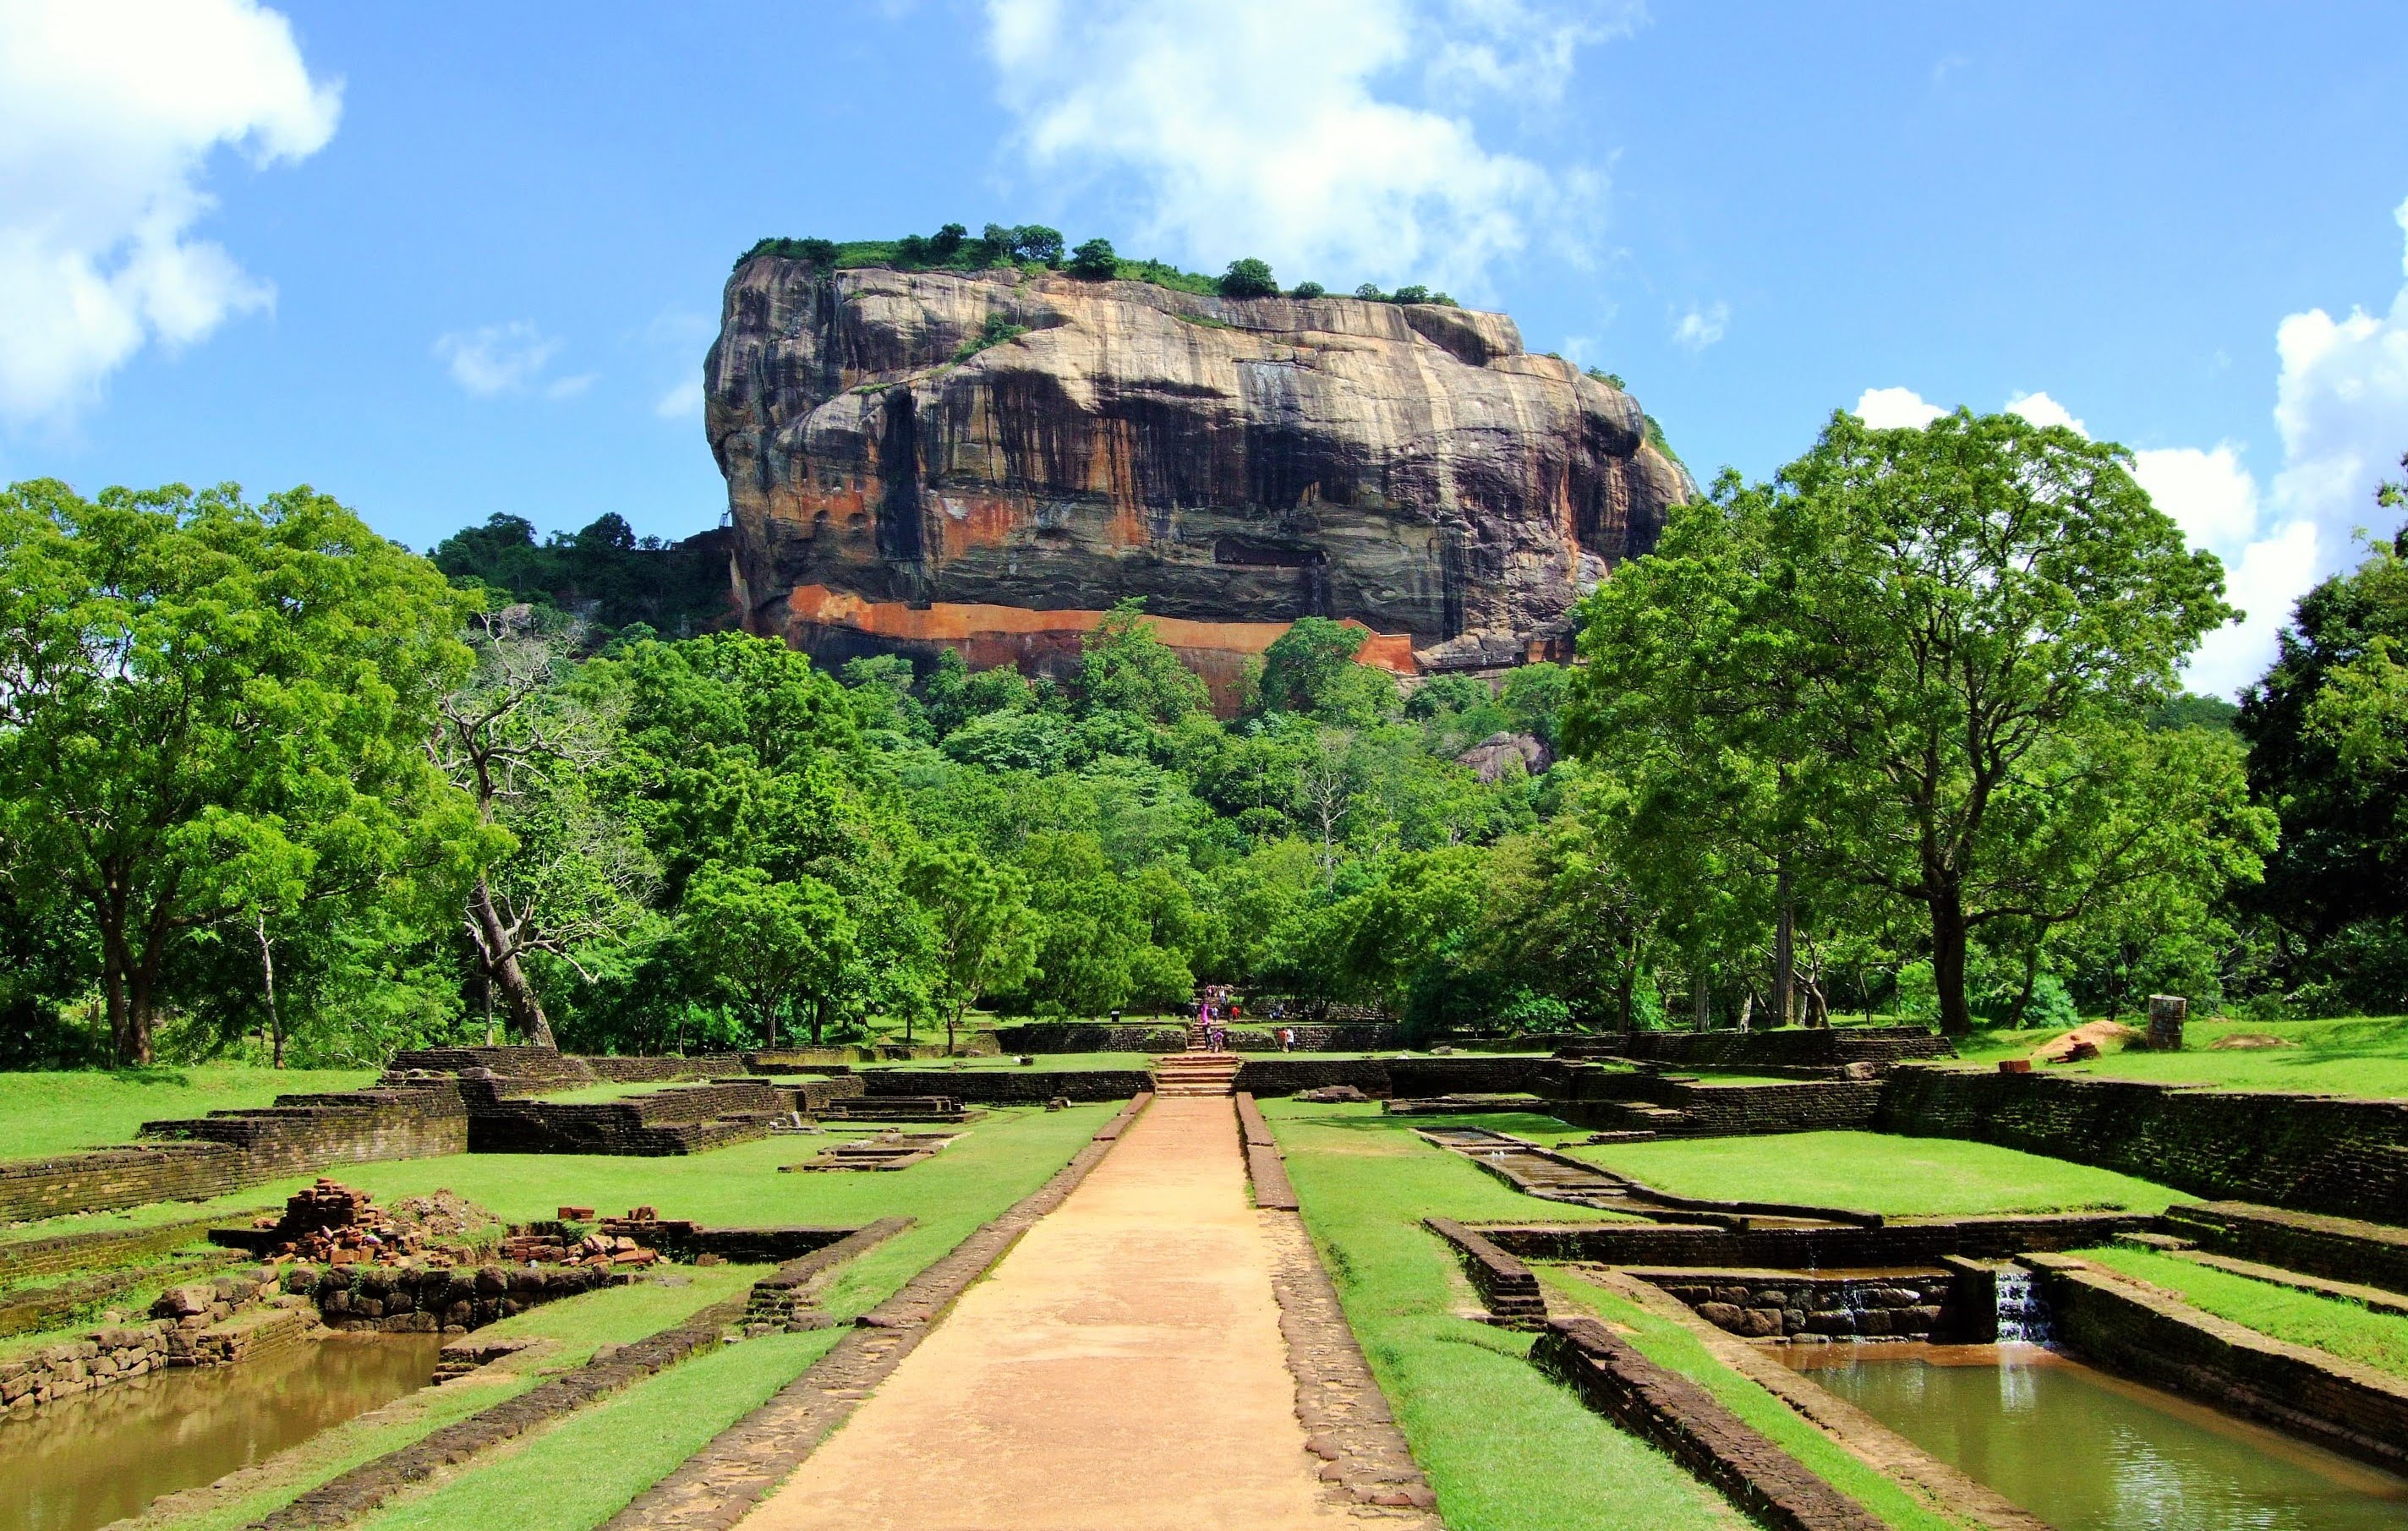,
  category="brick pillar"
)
[2147,994,2187,1052]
